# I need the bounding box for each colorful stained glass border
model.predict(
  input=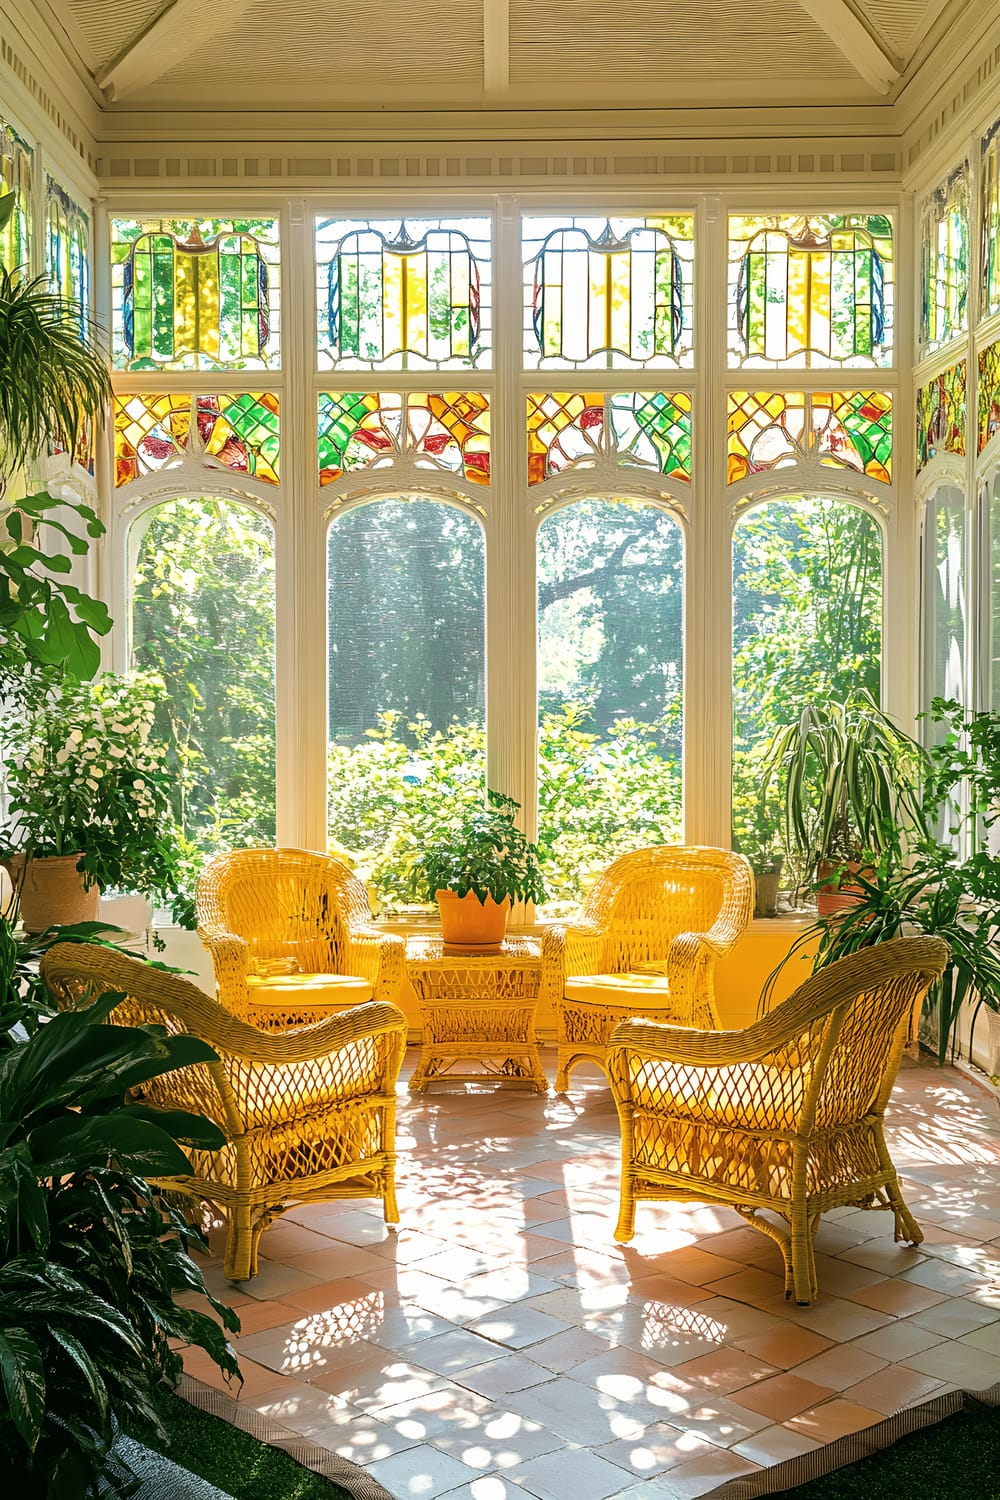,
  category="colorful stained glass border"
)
[318,392,490,487]
[111,217,280,373]
[982,118,1000,321]
[727,212,894,370]
[980,340,1000,454]
[316,217,492,372]
[522,214,695,371]
[0,118,32,274]
[46,177,89,336]
[727,391,892,484]
[527,391,692,484]
[916,362,966,472]
[114,393,280,486]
